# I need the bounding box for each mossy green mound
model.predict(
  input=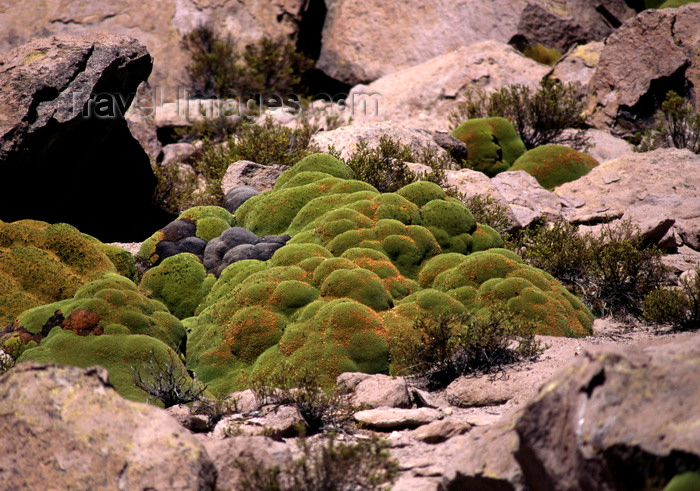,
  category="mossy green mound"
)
[430,250,593,337]
[274,153,354,190]
[451,117,526,177]
[6,273,186,354]
[17,328,190,403]
[139,253,216,319]
[98,244,139,282]
[178,206,235,241]
[510,145,599,190]
[523,44,562,66]
[0,220,116,328]
[236,175,376,237]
